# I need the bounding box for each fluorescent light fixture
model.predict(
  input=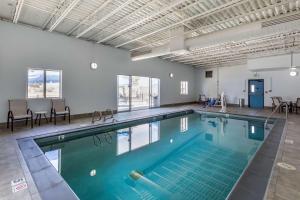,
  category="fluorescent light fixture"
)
[172,49,189,55]
[90,62,98,70]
